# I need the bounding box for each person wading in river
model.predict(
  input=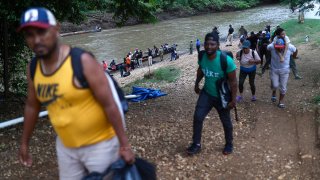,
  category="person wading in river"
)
[187,32,237,155]
[17,7,134,179]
